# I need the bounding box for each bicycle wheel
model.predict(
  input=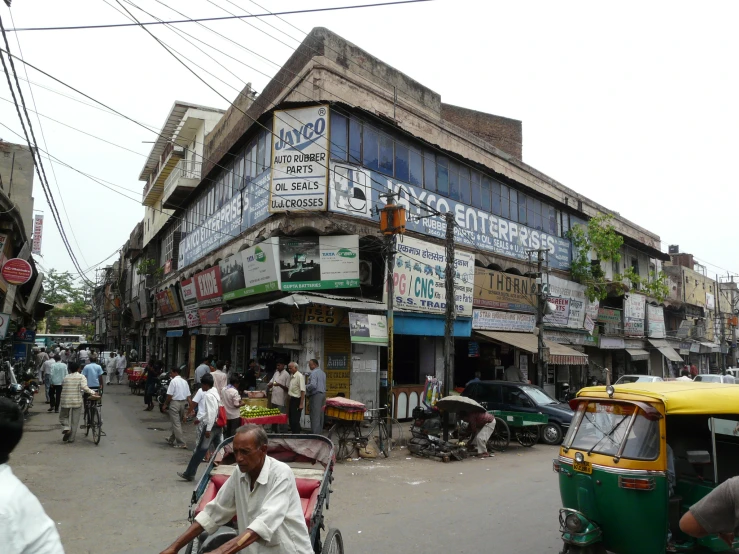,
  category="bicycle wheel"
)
[374,421,389,458]
[84,407,91,437]
[328,423,356,460]
[91,408,101,445]
[487,417,510,452]
[321,528,344,554]
[515,426,540,447]
[388,418,405,451]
